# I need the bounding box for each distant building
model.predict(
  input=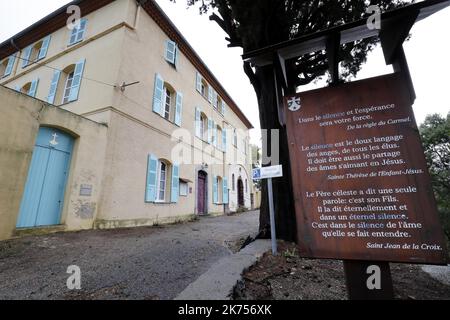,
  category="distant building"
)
[0,0,253,240]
